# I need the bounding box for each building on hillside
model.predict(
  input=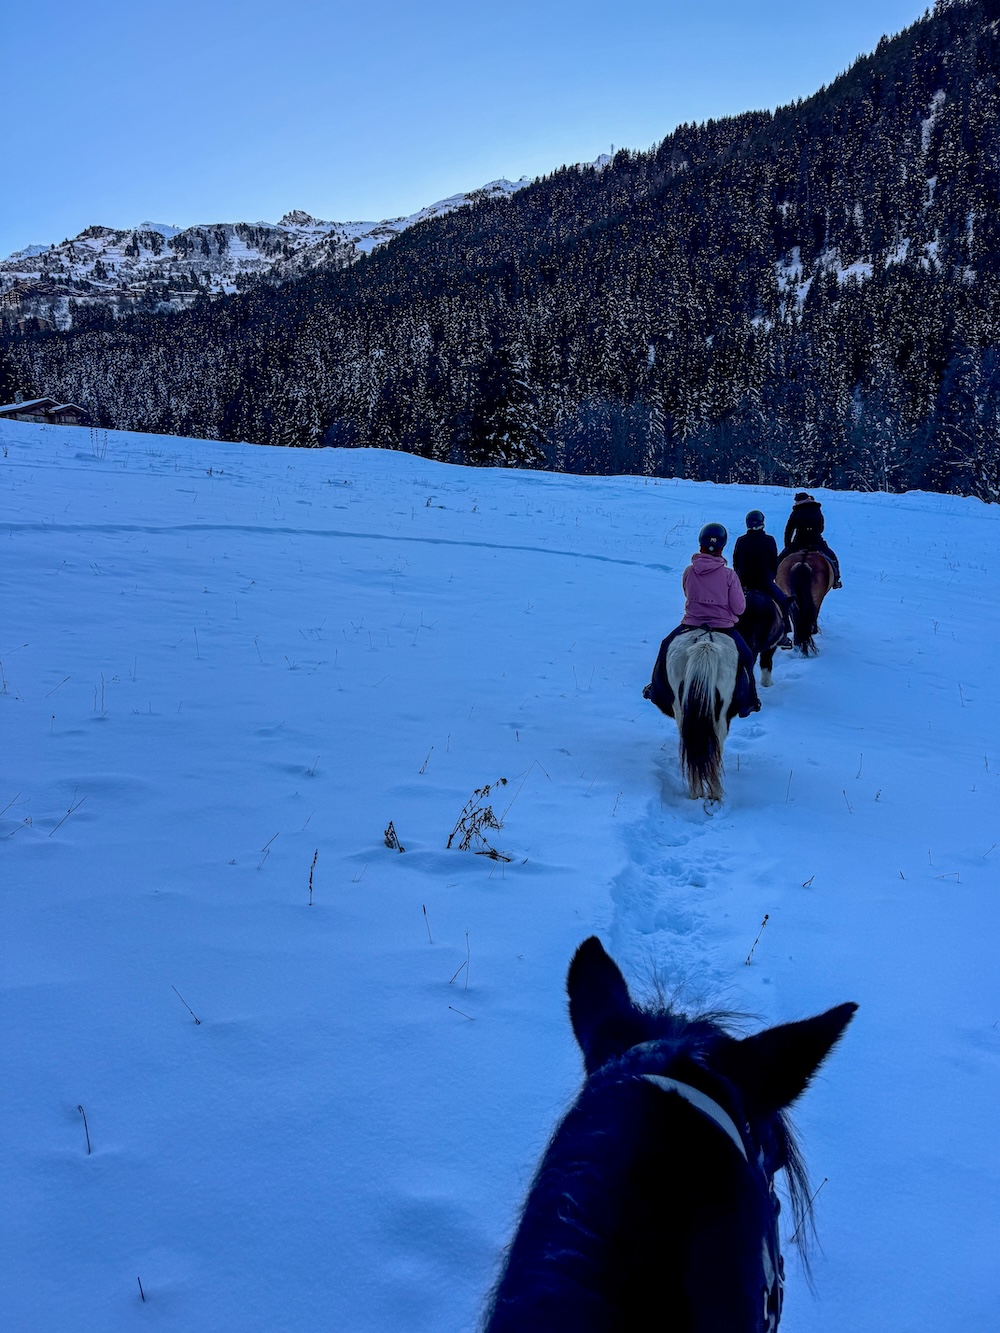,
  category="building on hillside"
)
[0,397,88,426]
